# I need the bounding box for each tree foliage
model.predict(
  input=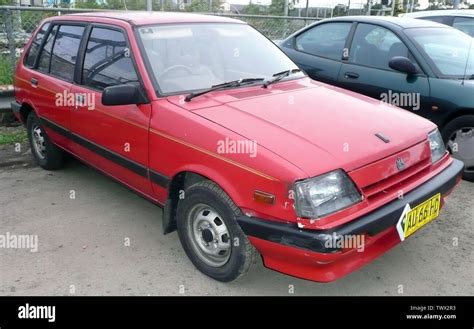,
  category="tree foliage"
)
[75,0,103,9]
[185,0,223,12]
[269,0,286,16]
[244,3,262,15]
